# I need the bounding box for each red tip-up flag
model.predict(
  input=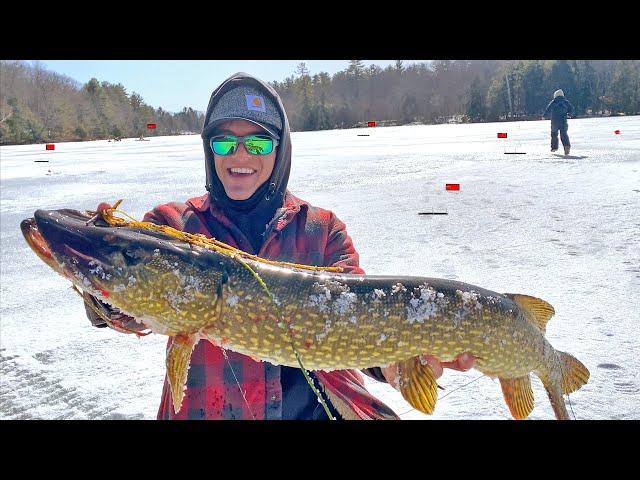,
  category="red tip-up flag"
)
[147,123,156,129]
[46,144,55,150]
[367,121,376,127]
[497,132,507,138]
[445,184,460,191]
